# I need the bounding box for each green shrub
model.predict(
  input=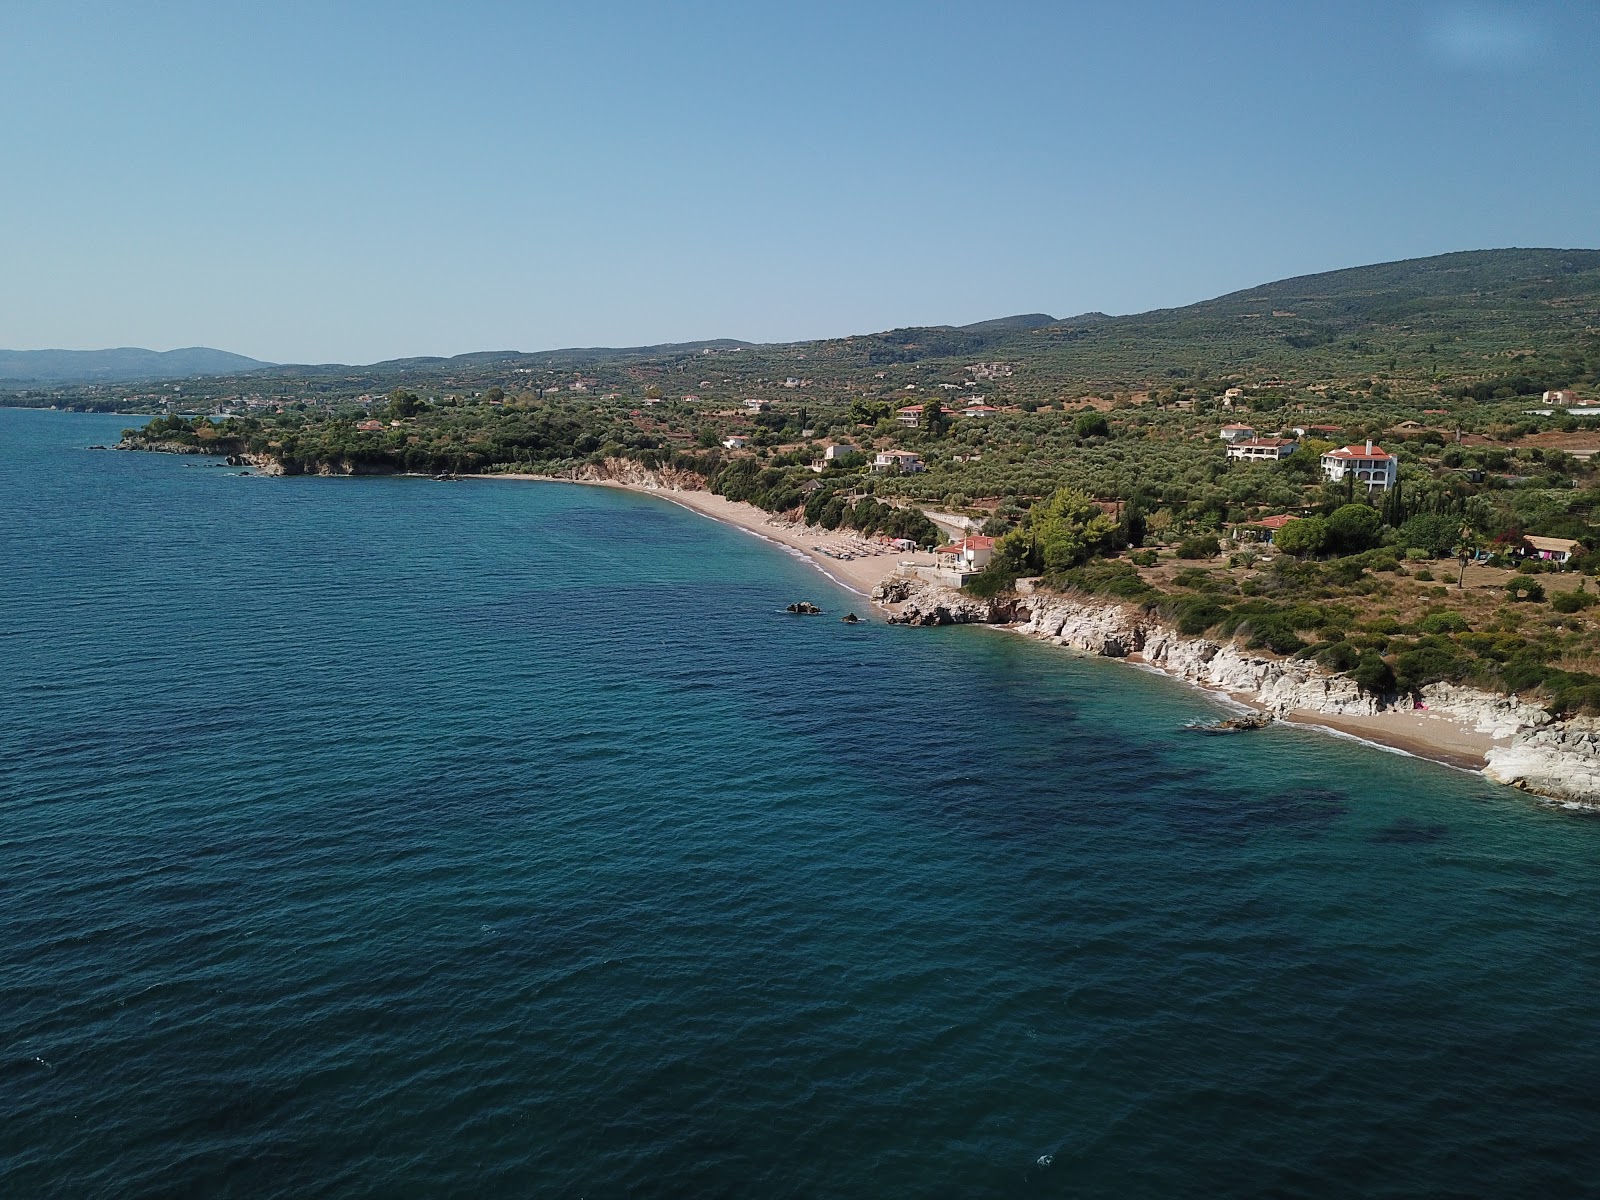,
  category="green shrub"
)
[963,565,1018,600]
[1394,641,1466,694]
[1501,658,1552,692]
[1051,560,1156,600]
[1350,651,1396,696]
[1317,641,1362,671]
[1176,534,1221,559]
[1419,609,1470,634]
[1327,503,1383,554]
[1130,549,1159,567]
[1505,578,1546,603]
[1550,590,1596,614]
[1073,412,1110,438]
[1170,595,1231,635]
[1274,516,1328,557]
